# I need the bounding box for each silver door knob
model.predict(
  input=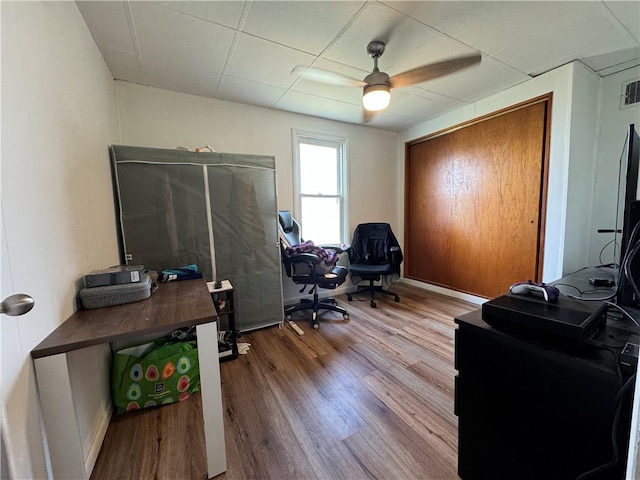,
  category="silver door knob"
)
[1,294,34,316]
